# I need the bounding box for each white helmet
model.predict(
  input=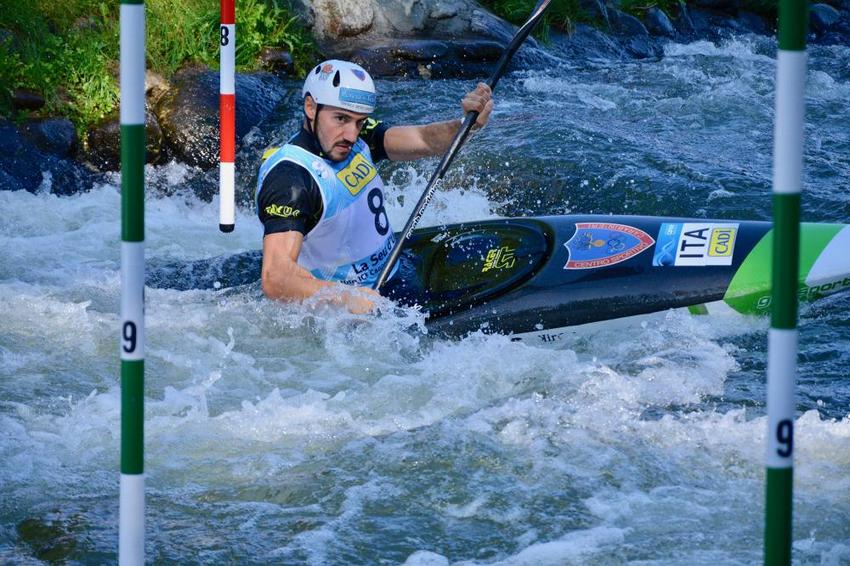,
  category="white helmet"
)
[302,60,376,115]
